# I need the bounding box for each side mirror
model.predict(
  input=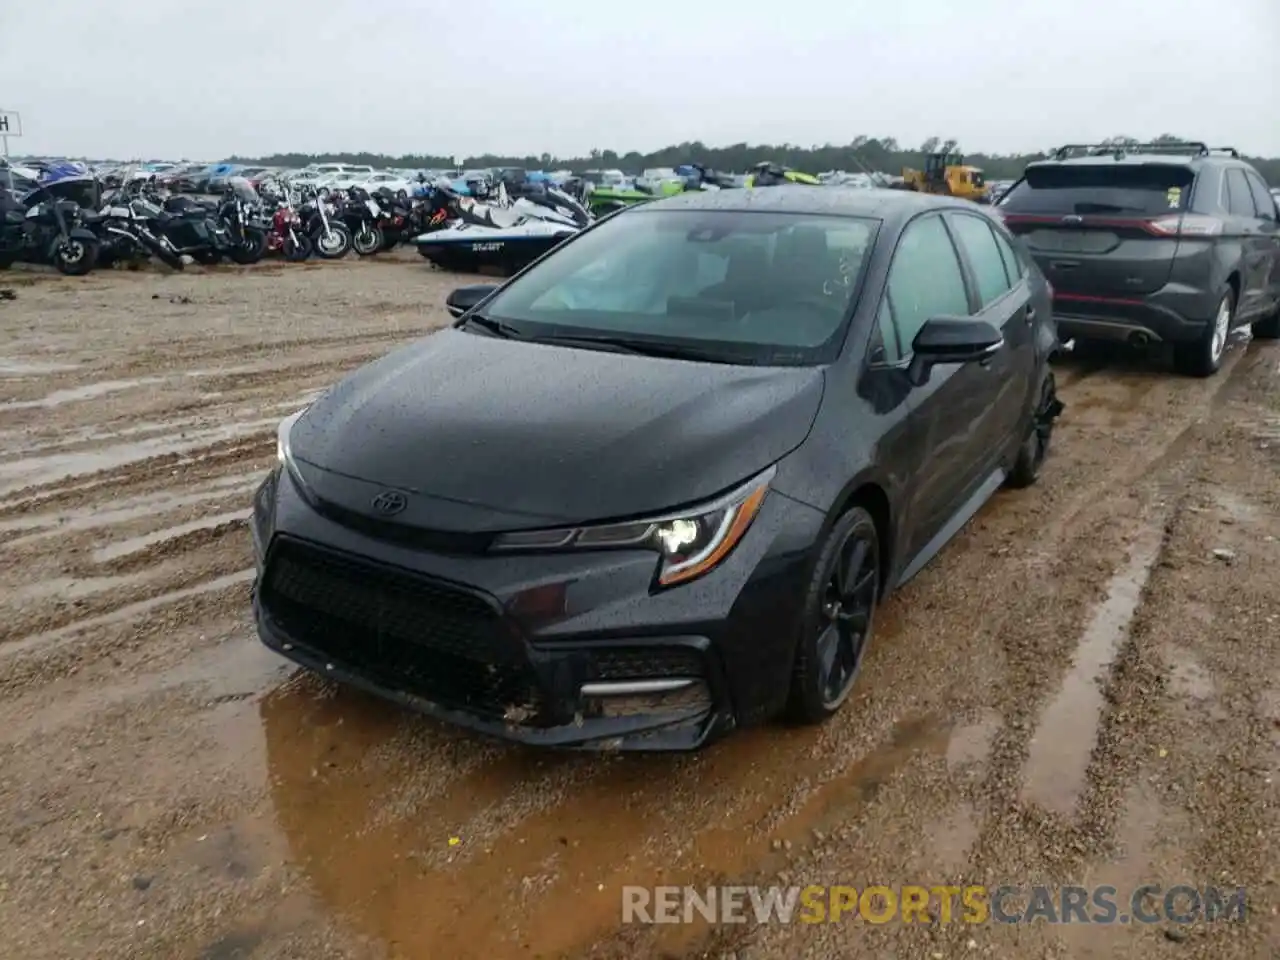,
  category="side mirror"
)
[446,282,500,318]
[907,316,1004,386]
